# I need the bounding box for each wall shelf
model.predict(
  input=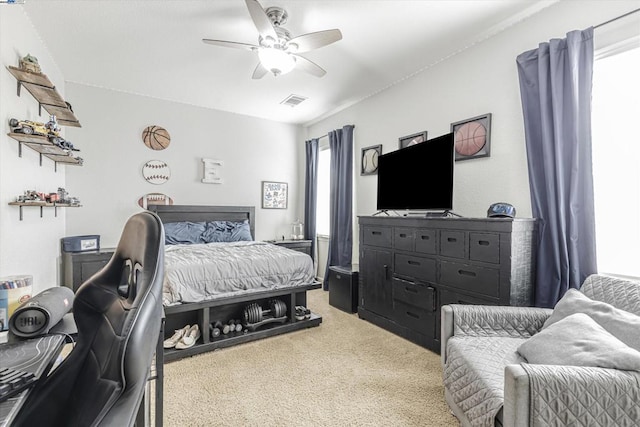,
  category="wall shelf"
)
[8,202,82,221]
[6,66,81,127]
[7,133,83,171]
